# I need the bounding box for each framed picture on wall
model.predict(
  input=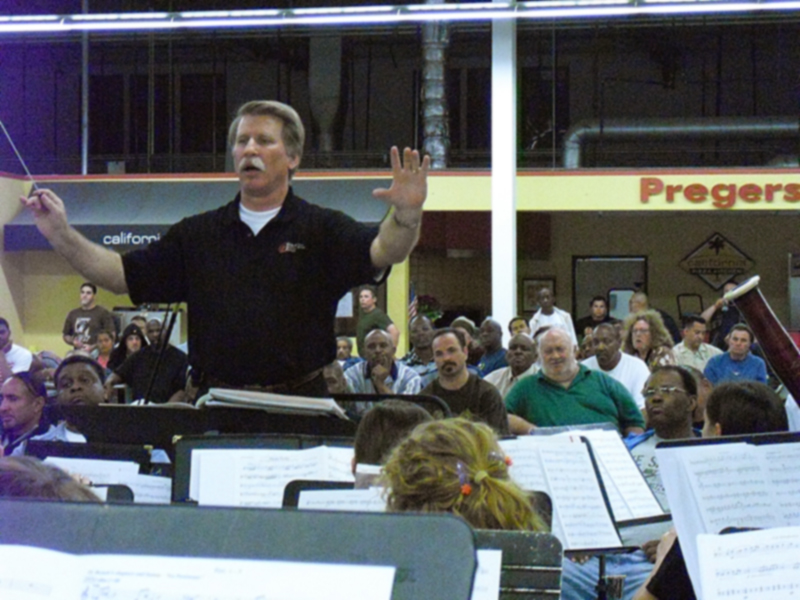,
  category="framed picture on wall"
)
[522,278,556,313]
